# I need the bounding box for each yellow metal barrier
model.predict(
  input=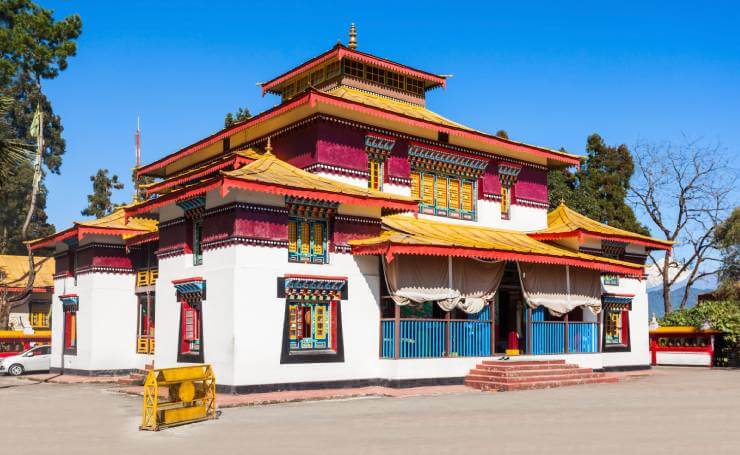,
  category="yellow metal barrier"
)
[140,364,217,431]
